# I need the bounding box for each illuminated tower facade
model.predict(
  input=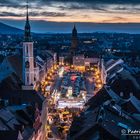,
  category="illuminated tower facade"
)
[71,25,78,55]
[23,1,35,85]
